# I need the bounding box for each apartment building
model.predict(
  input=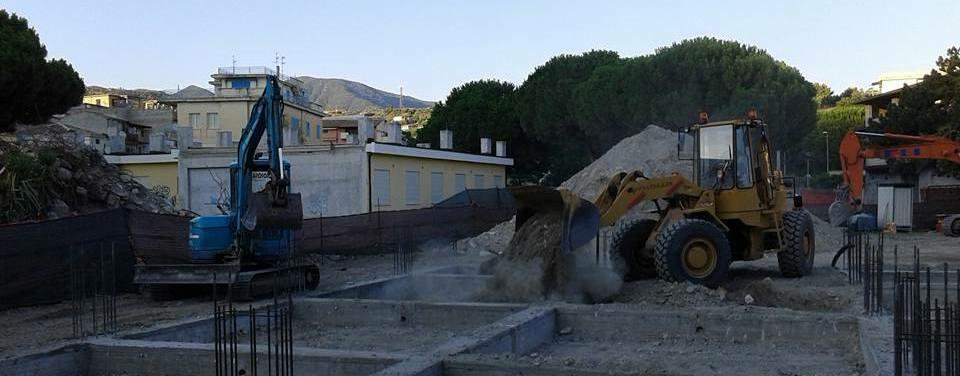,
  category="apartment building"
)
[161,66,325,147]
